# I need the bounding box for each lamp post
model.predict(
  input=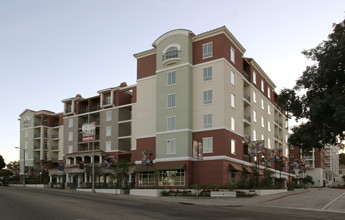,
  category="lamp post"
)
[15,147,25,186]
